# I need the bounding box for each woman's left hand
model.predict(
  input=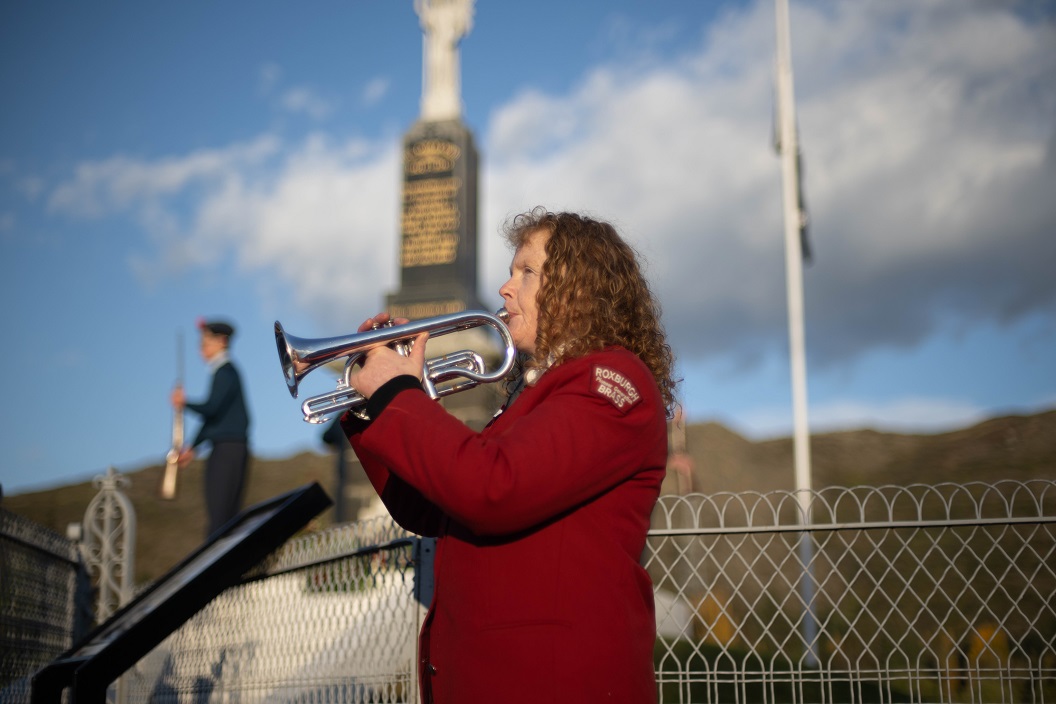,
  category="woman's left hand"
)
[346,313,429,399]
